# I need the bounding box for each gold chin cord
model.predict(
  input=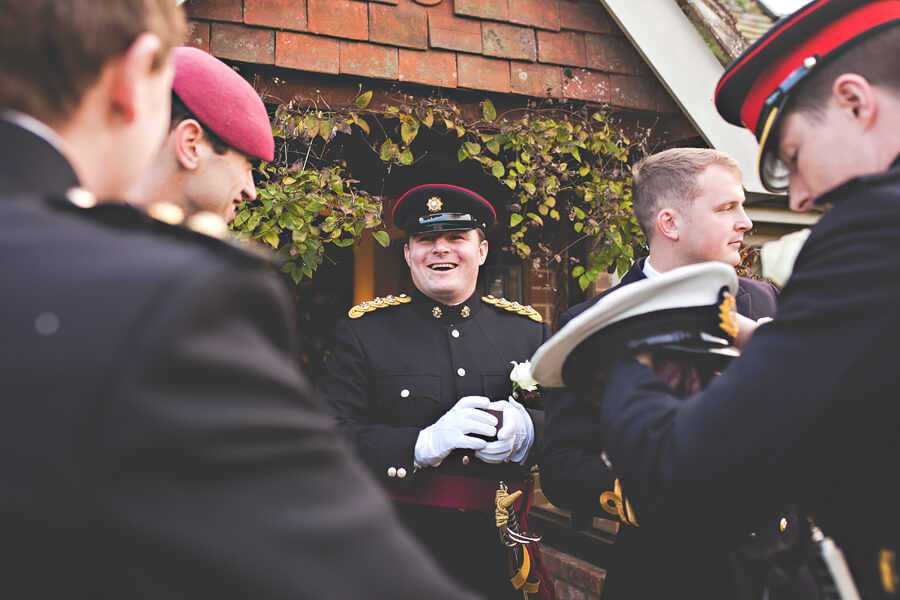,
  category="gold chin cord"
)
[496,481,542,598]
